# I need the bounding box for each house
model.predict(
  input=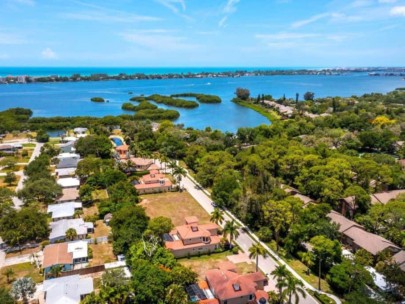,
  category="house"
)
[57,177,80,188]
[73,128,88,137]
[328,211,400,256]
[42,240,89,276]
[393,251,405,272]
[204,262,268,304]
[58,140,76,154]
[165,217,221,258]
[104,213,113,225]
[370,189,405,205]
[47,202,83,221]
[129,157,154,171]
[134,169,172,194]
[398,159,405,171]
[0,144,18,154]
[55,167,76,178]
[49,219,94,243]
[43,275,93,304]
[339,196,356,218]
[283,186,314,206]
[56,188,80,203]
[115,145,129,160]
[56,153,80,169]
